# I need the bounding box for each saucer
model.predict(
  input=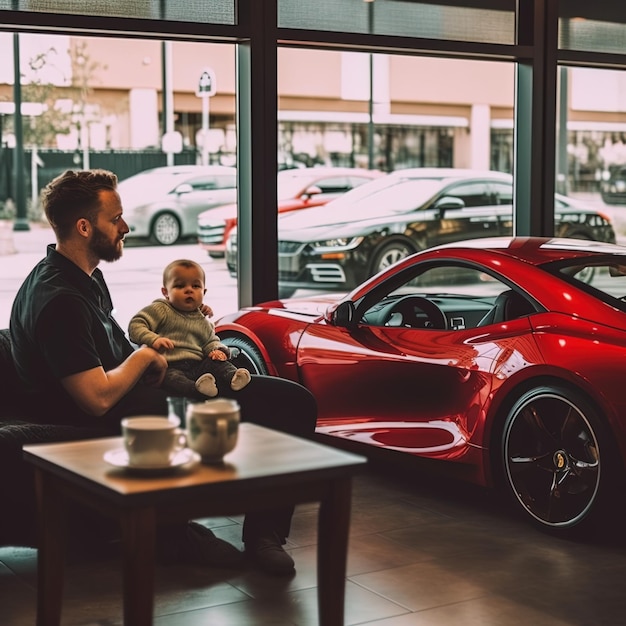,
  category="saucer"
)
[103,447,200,473]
